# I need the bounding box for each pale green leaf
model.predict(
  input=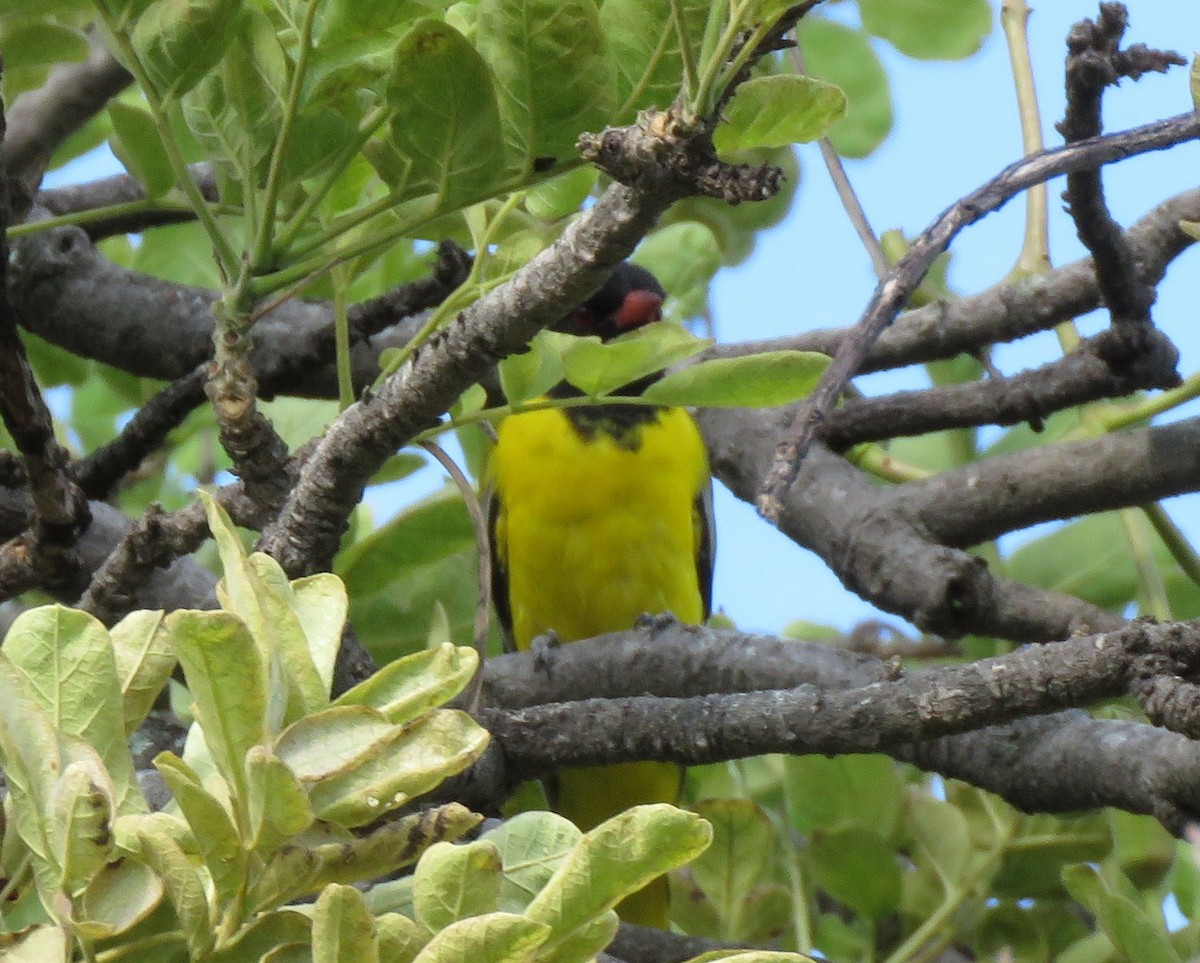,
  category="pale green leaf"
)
[642,351,830,407]
[247,746,316,854]
[413,840,503,932]
[51,762,116,895]
[524,167,597,221]
[166,609,267,802]
[76,858,164,940]
[715,75,846,152]
[498,330,572,404]
[411,912,549,963]
[0,19,89,70]
[808,829,901,920]
[483,811,582,913]
[688,799,775,929]
[526,805,711,937]
[289,574,349,695]
[5,606,138,814]
[333,643,478,725]
[386,20,506,201]
[476,0,615,168]
[1062,864,1181,963]
[0,925,71,963]
[274,705,397,782]
[313,884,380,963]
[250,804,481,911]
[1192,56,1200,109]
[1180,219,1200,241]
[306,710,489,826]
[908,793,971,885]
[377,913,426,963]
[133,829,215,958]
[110,610,176,735]
[153,752,245,904]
